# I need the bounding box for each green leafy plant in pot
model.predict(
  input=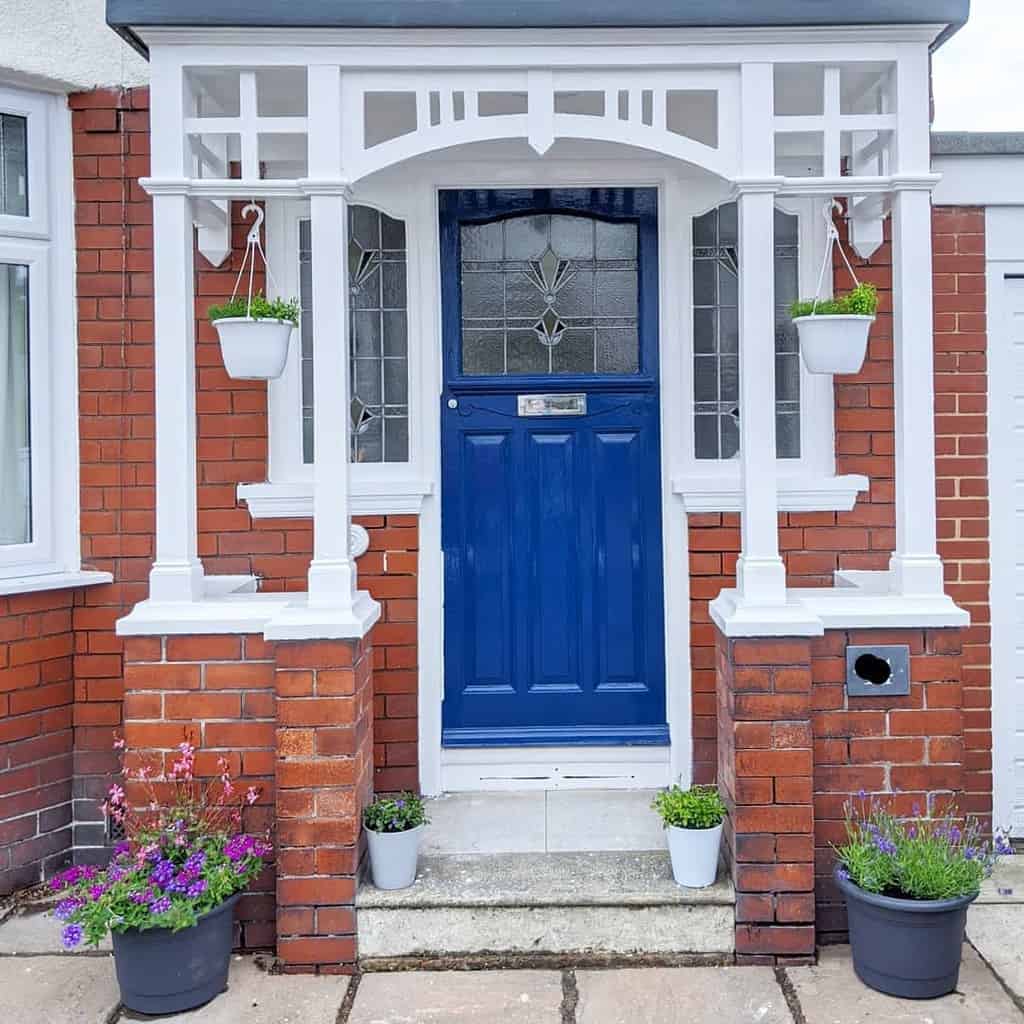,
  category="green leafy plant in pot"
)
[652,784,726,888]
[208,292,299,381]
[363,792,429,890]
[791,281,878,375]
[834,794,1012,999]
